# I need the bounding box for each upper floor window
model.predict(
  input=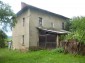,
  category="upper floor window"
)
[39,17,42,26]
[51,22,54,28]
[23,18,25,26]
[62,22,65,29]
